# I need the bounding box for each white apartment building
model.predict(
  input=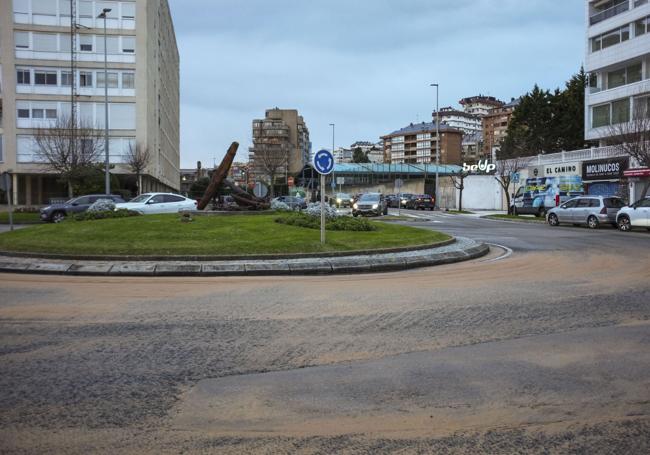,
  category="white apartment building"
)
[585,0,650,143]
[0,0,179,205]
